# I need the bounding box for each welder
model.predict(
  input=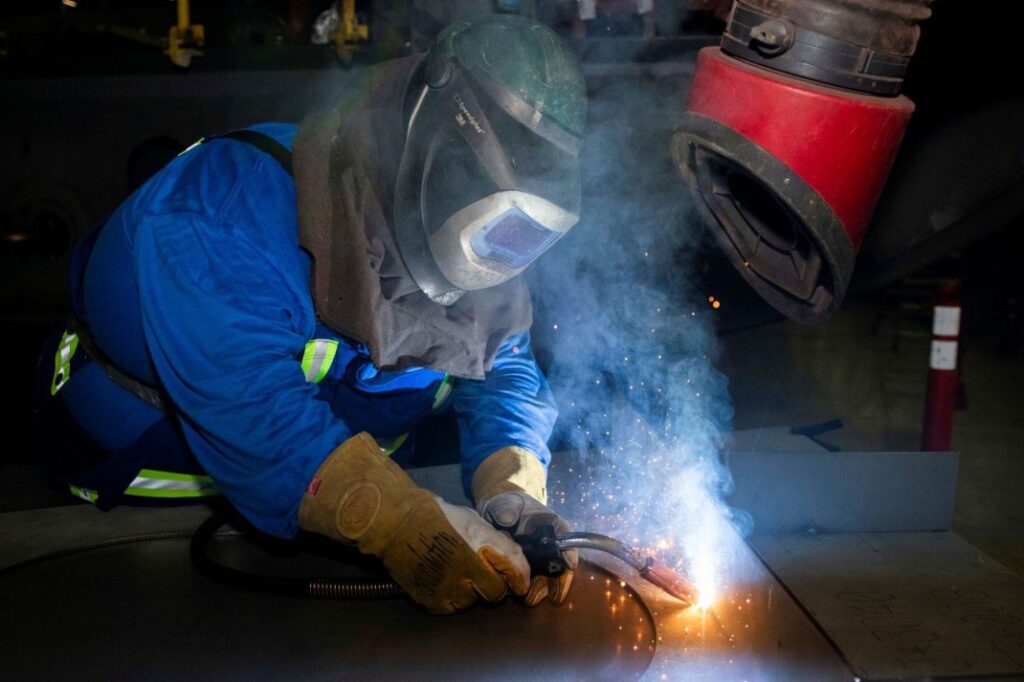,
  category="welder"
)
[33,15,585,615]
